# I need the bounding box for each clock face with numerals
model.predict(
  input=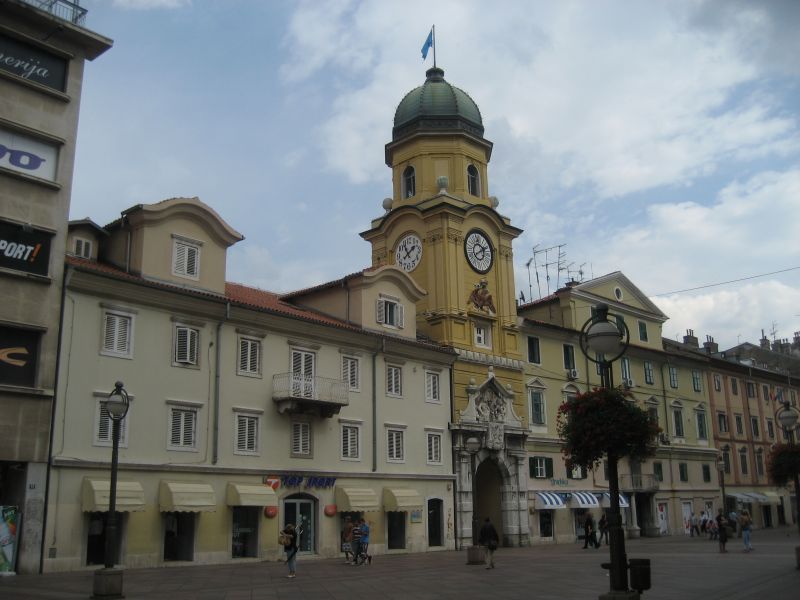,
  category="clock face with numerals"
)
[395,233,422,272]
[464,229,493,273]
